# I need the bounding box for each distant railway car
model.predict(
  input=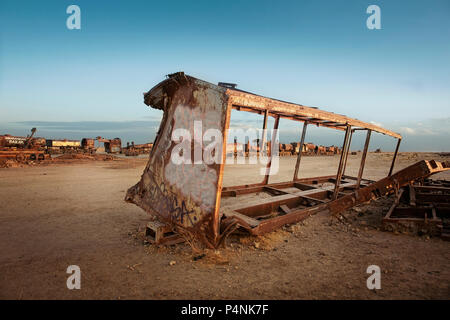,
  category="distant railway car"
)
[81,138,96,153]
[279,143,293,156]
[96,137,121,154]
[304,143,316,154]
[32,137,46,148]
[133,142,153,153]
[315,145,326,155]
[0,135,27,147]
[107,138,122,153]
[326,146,340,155]
[0,129,49,162]
[0,134,46,150]
[81,138,95,148]
[123,142,153,156]
[46,139,81,154]
[46,139,81,148]
[291,142,301,155]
